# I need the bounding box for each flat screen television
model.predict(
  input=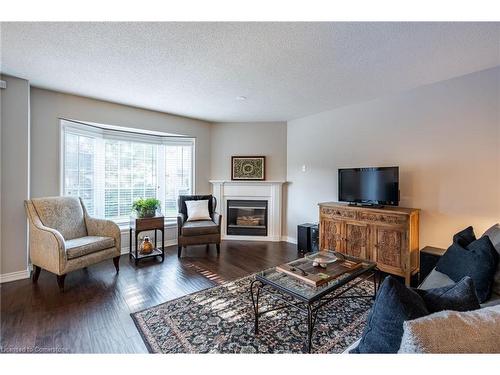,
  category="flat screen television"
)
[338,167,399,206]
